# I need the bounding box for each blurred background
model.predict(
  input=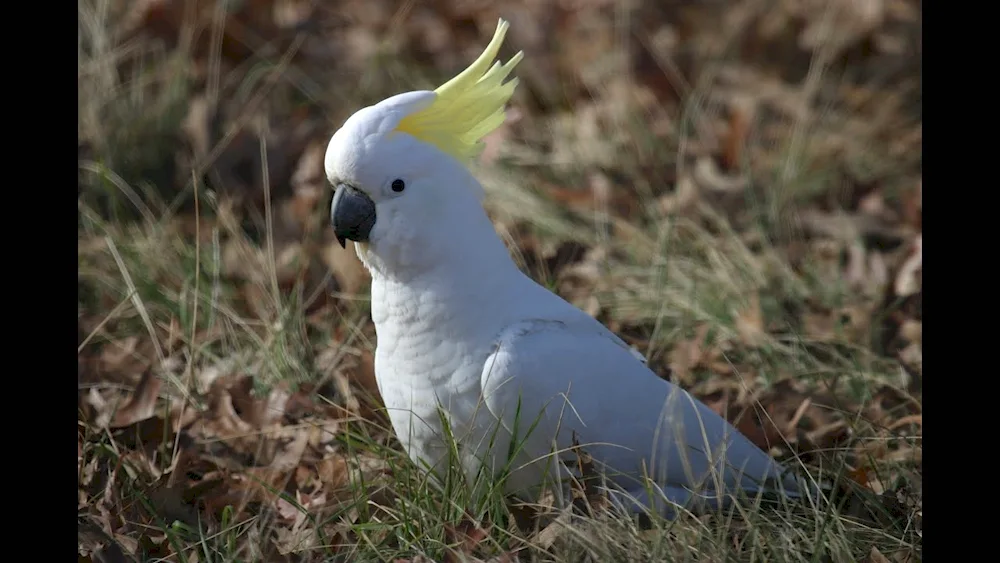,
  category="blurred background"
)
[79,1,921,560]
